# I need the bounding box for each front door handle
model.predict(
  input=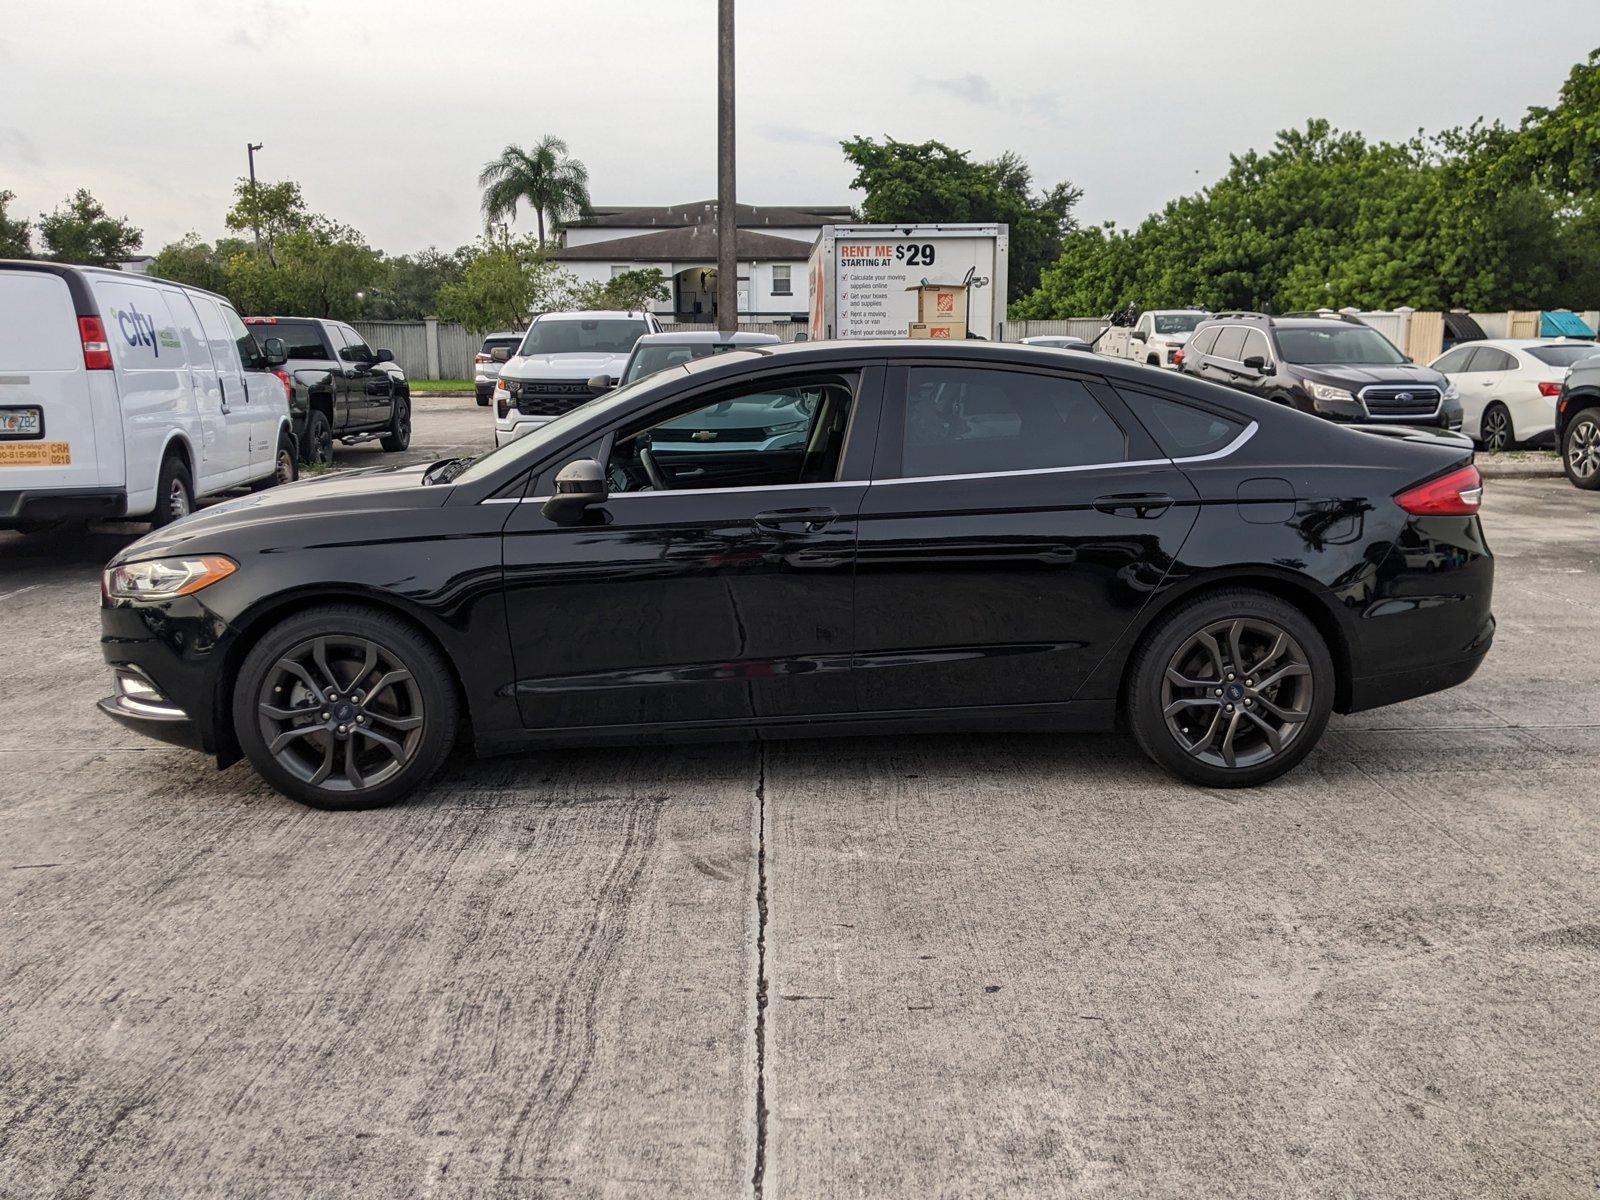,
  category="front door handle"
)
[754,506,838,533]
[1093,492,1174,518]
